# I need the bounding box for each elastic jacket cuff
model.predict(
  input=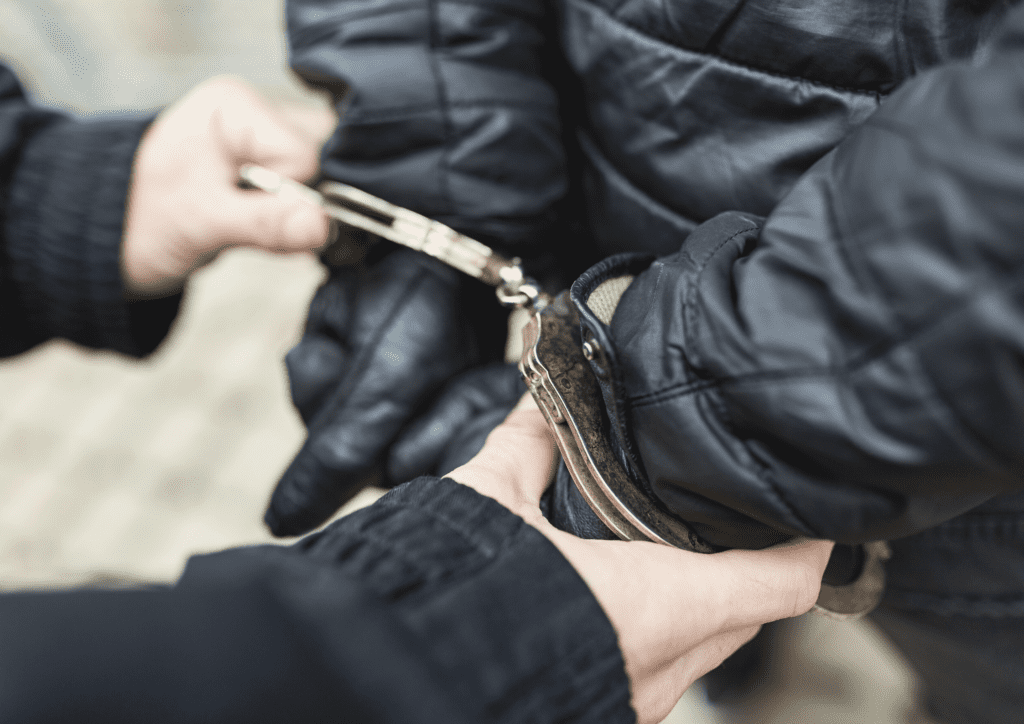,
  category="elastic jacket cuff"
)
[295,476,634,723]
[5,115,180,357]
